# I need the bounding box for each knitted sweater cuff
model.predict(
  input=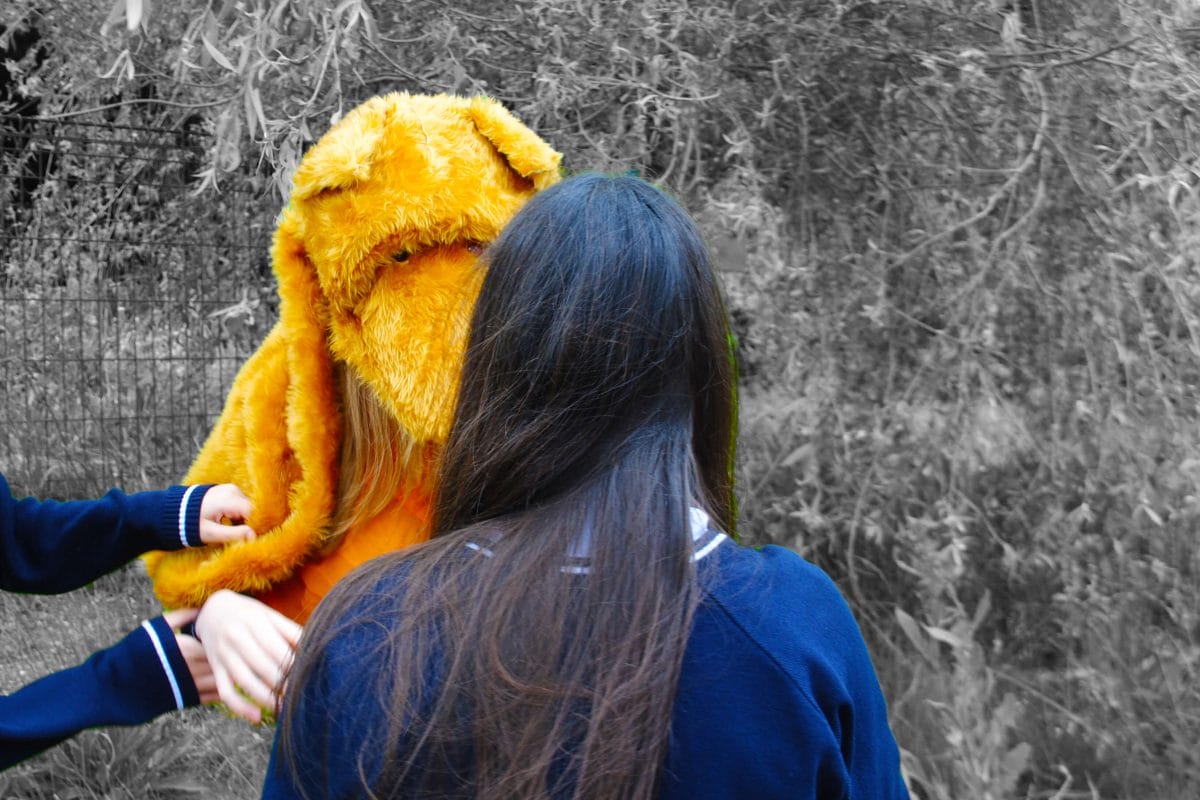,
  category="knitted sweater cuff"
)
[156,485,214,549]
[140,615,201,709]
